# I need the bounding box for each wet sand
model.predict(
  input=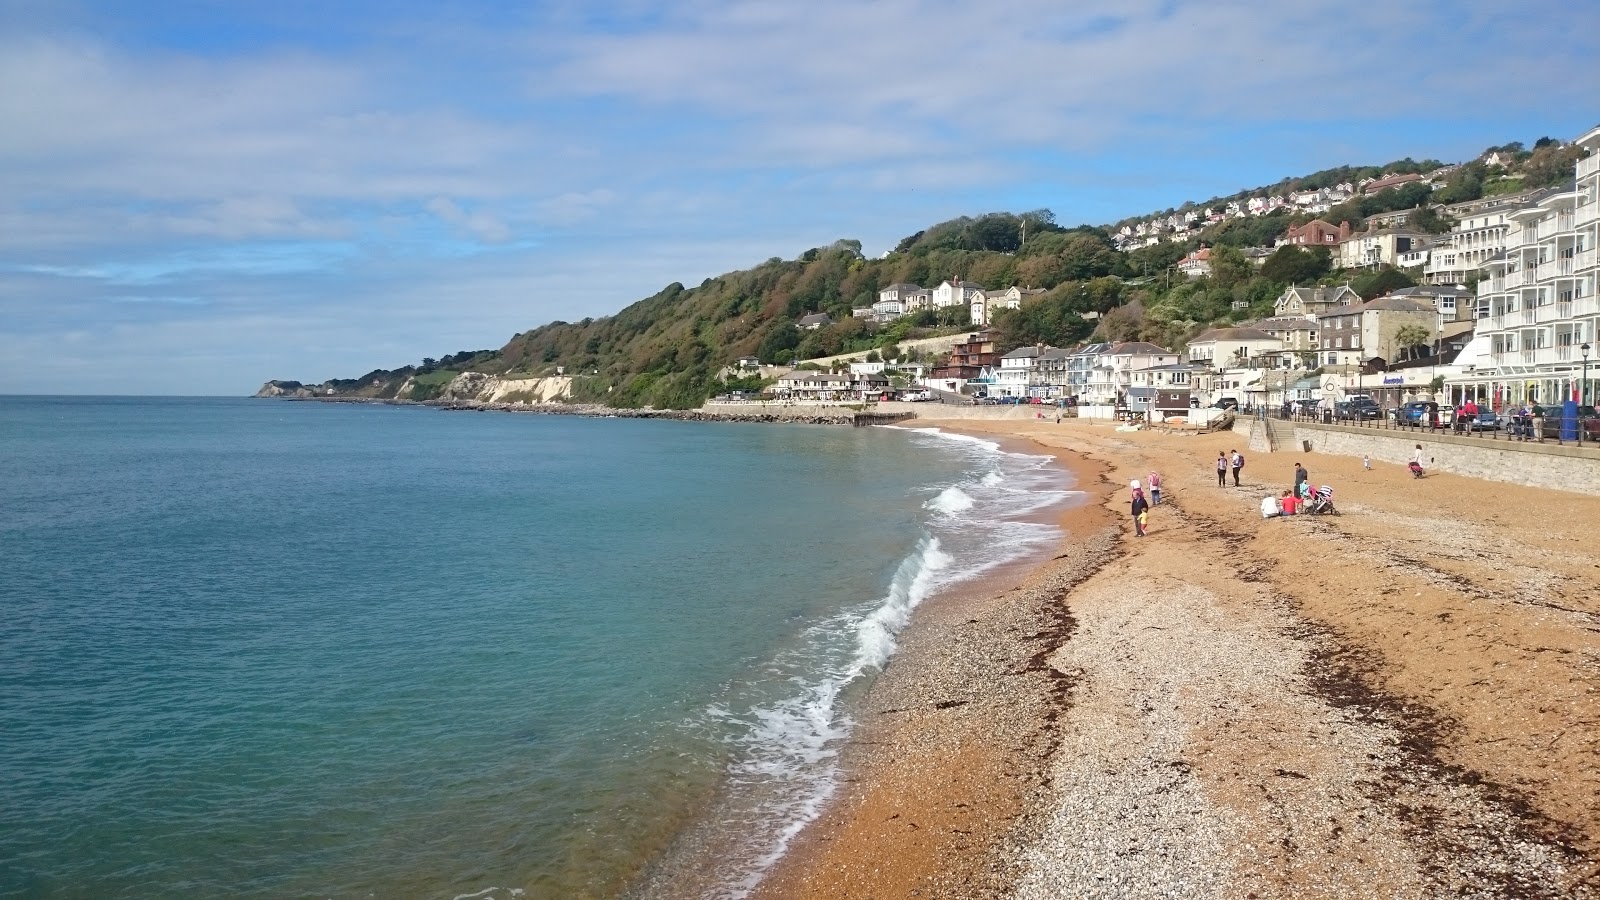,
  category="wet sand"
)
[754,415,1600,898]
